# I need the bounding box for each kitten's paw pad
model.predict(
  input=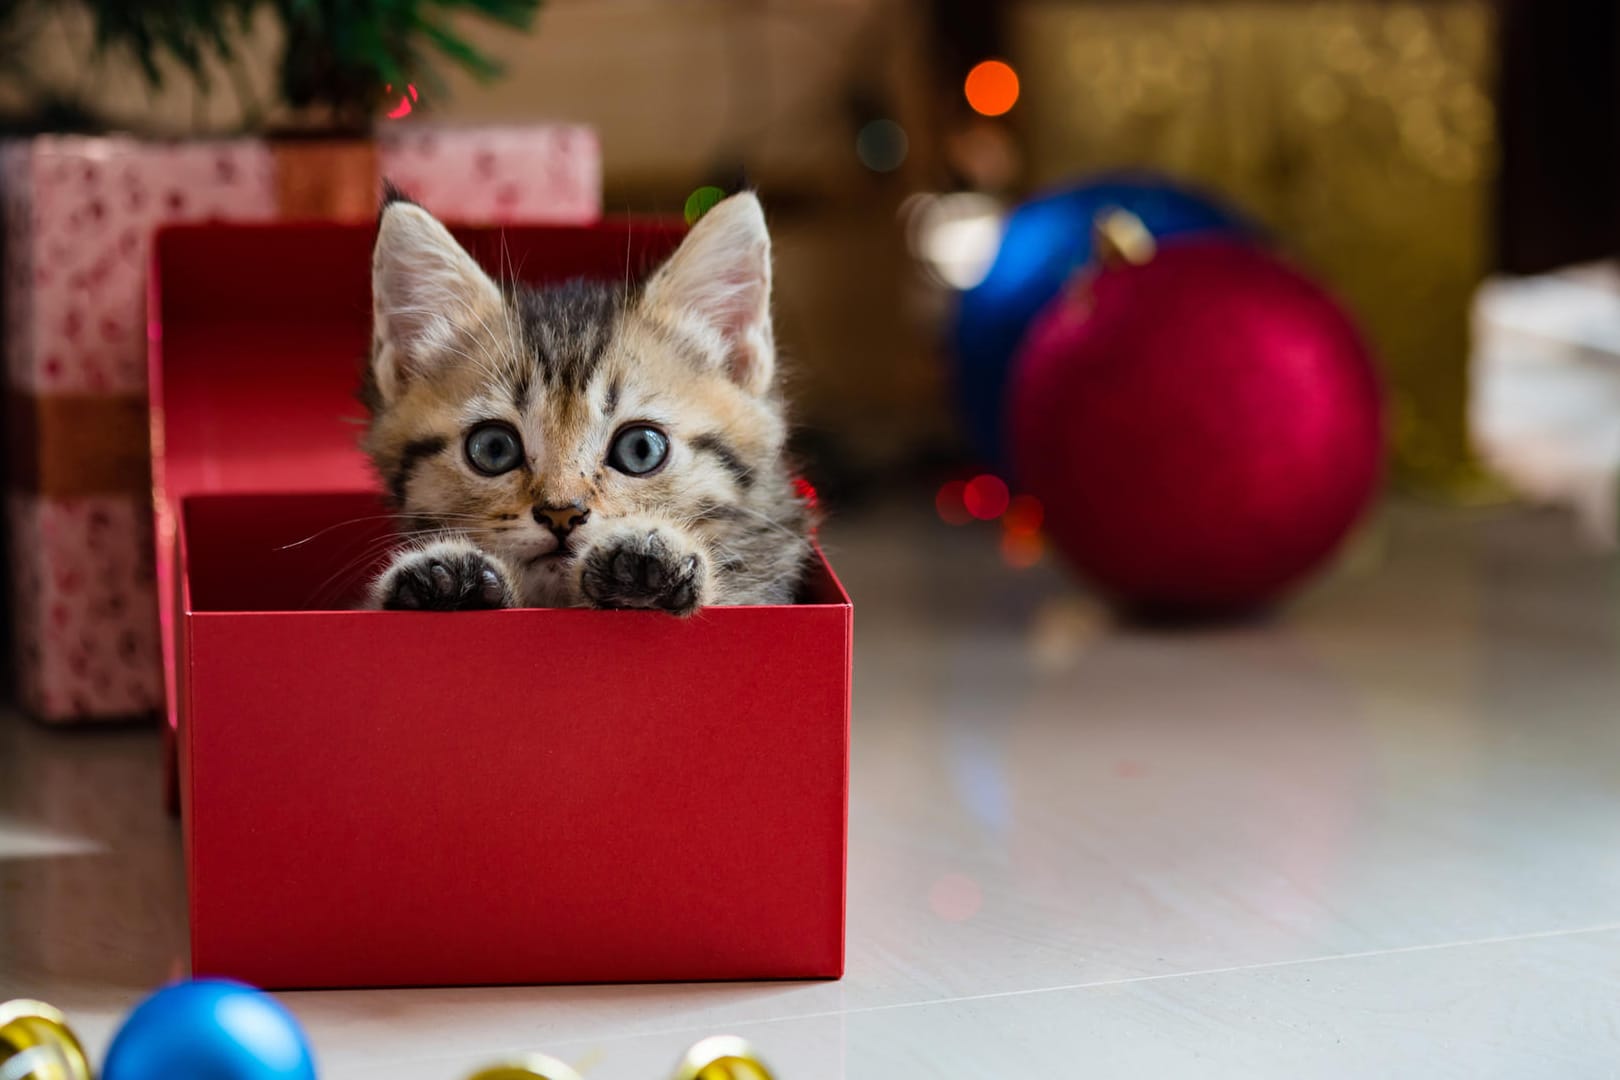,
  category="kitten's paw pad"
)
[377,545,514,611]
[581,531,705,616]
